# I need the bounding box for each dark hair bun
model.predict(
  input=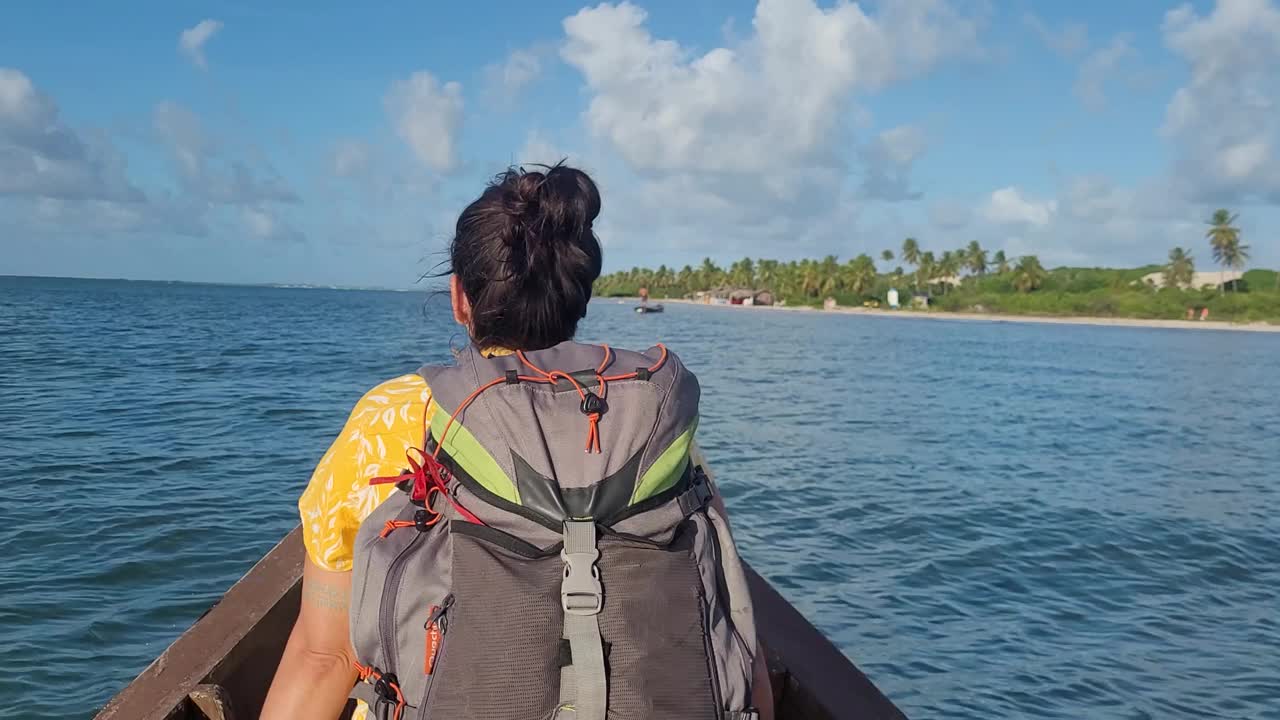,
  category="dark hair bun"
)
[450,162,604,351]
